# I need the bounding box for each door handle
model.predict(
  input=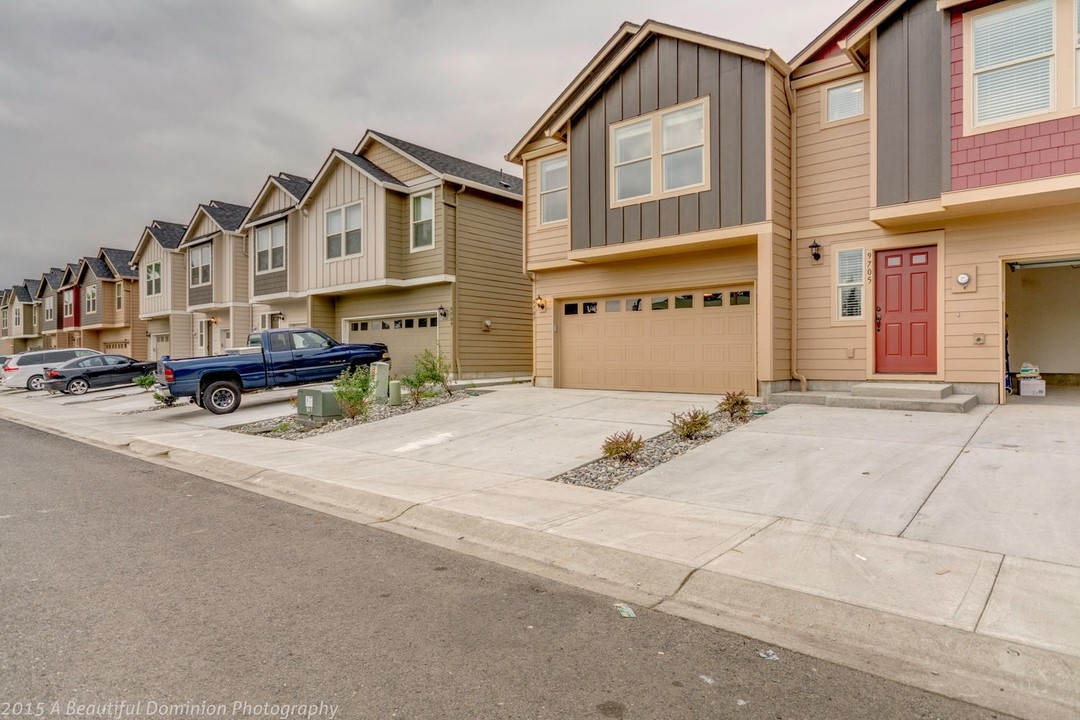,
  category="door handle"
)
[875,305,882,332]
